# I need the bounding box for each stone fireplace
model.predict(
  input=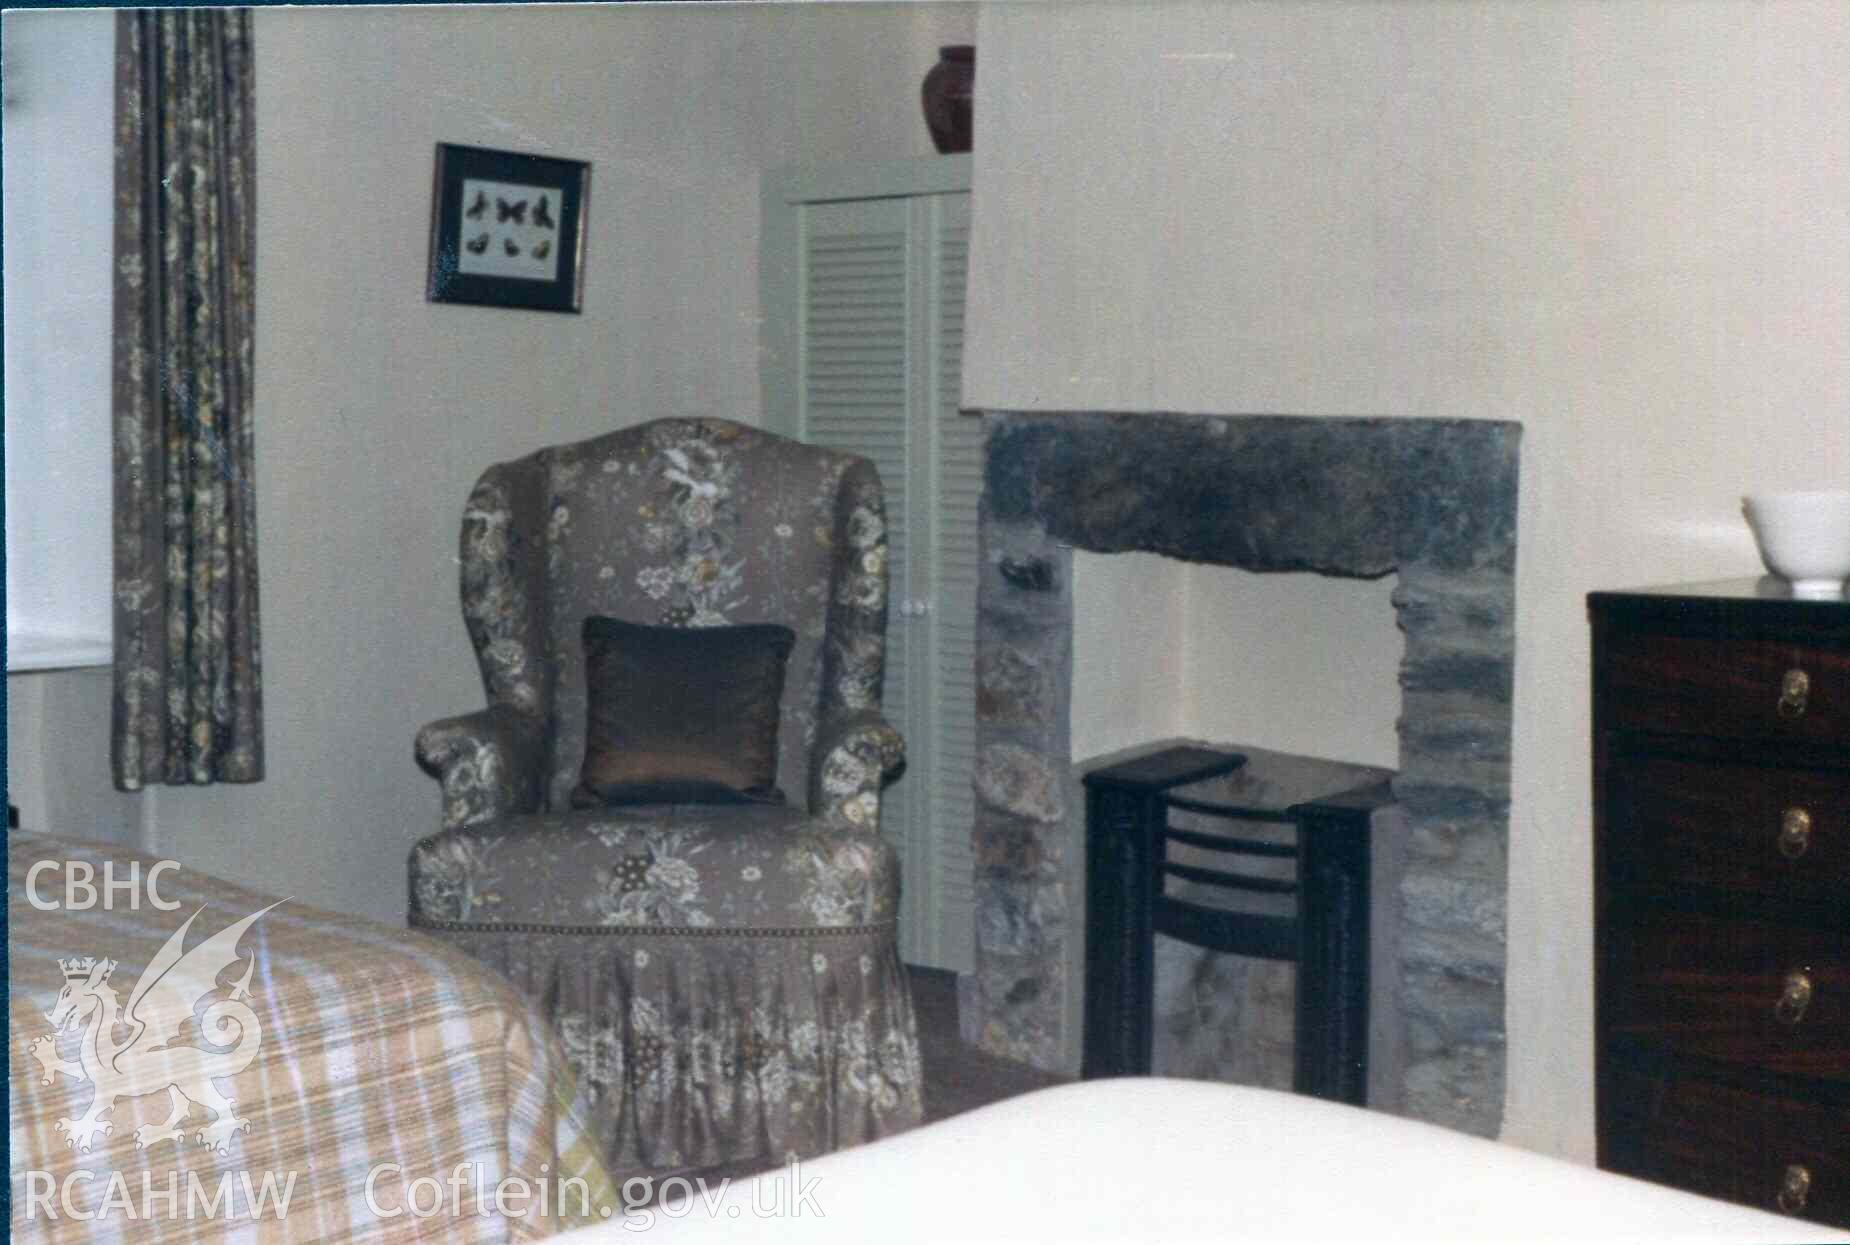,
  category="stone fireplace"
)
[963,410,1521,1138]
